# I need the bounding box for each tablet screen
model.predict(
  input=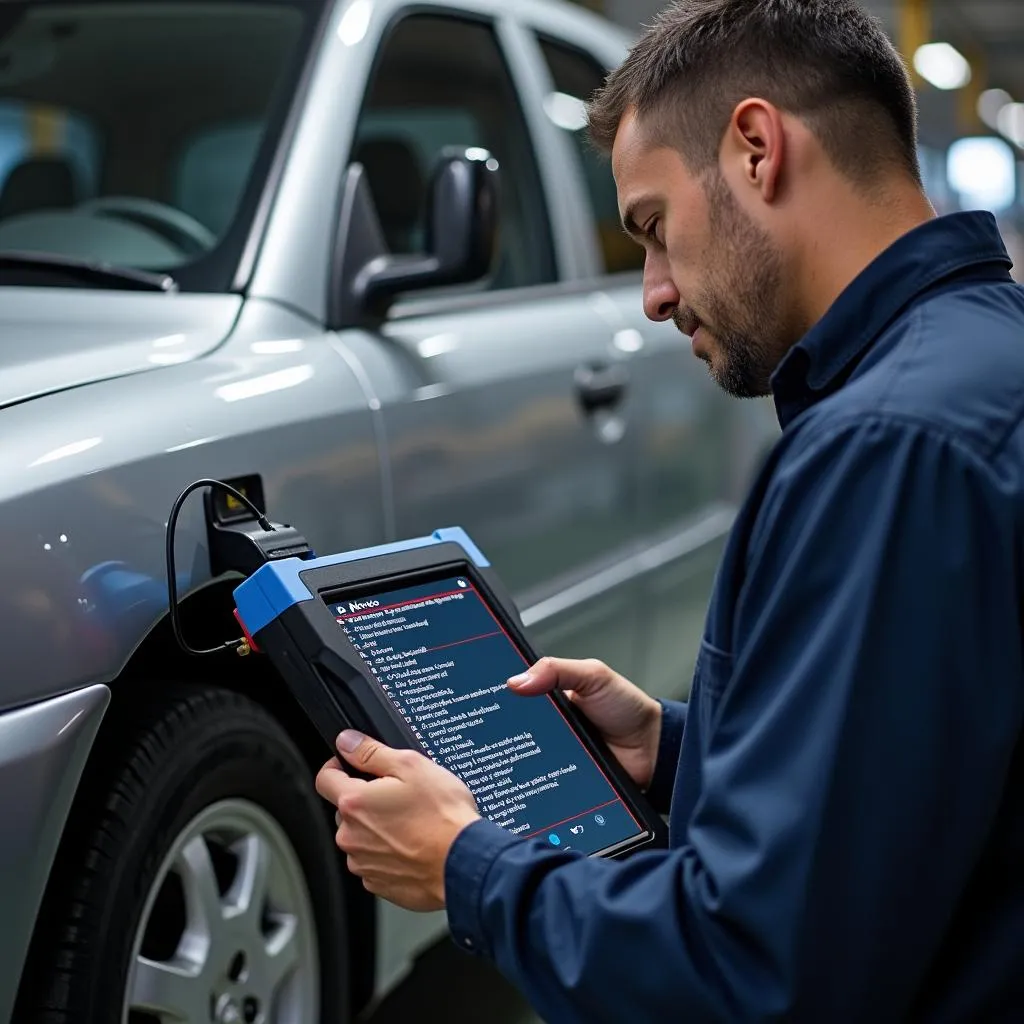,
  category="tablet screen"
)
[326,573,645,856]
